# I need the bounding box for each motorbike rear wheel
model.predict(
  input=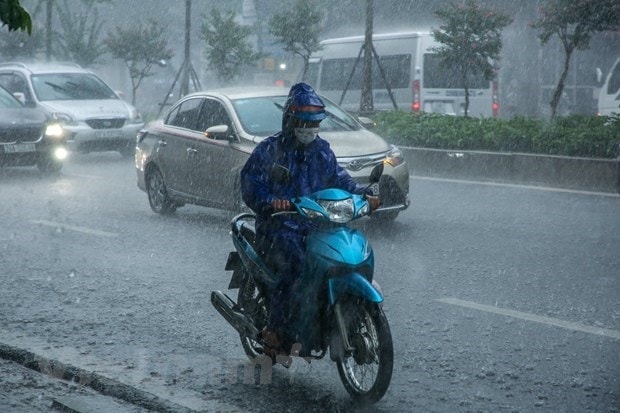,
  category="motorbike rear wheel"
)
[336,301,393,404]
[237,275,268,360]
